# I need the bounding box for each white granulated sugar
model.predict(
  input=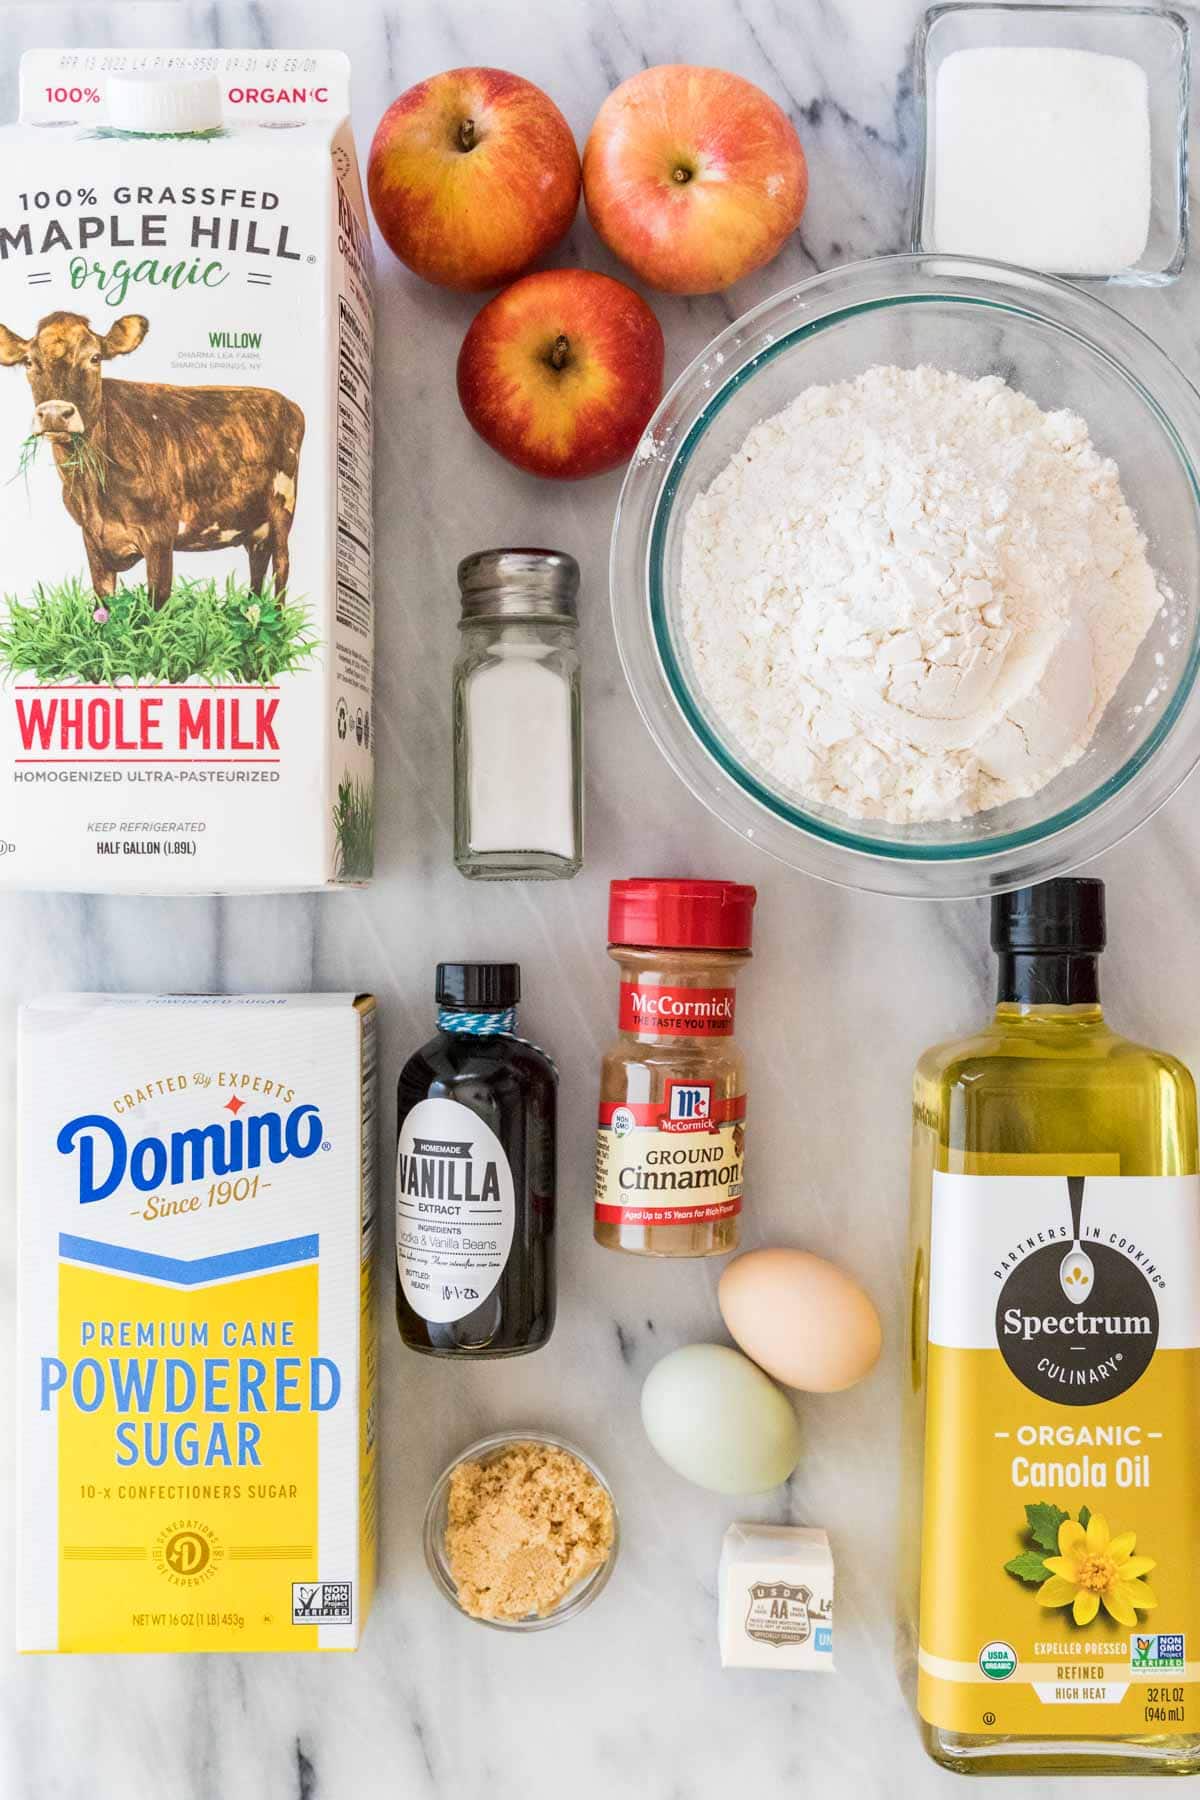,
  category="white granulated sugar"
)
[679,365,1165,824]
[932,48,1151,276]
